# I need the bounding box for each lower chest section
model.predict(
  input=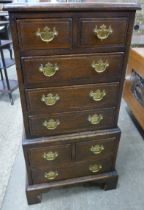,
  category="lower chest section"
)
[24,129,121,184]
